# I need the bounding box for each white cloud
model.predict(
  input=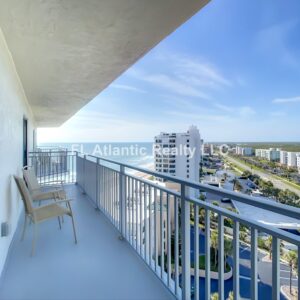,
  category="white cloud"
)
[214,103,256,117]
[127,52,231,100]
[144,73,210,98]
[272,96,300,104]
[173,55,232,88]
[166,110,232,122]
[110,84,146,93]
